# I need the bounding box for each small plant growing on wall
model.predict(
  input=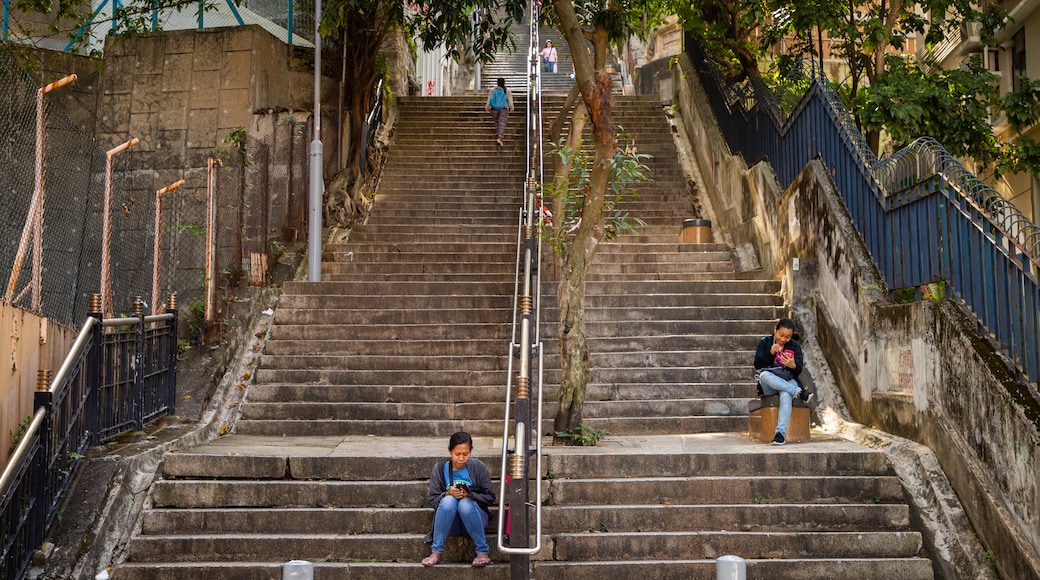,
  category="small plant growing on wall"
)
[554,423,608,446]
